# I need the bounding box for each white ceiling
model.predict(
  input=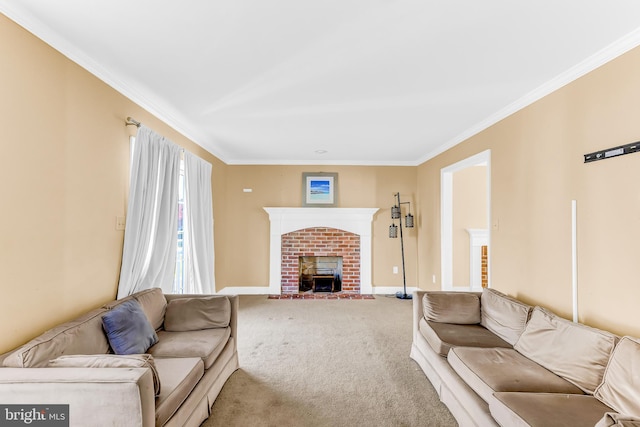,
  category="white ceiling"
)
[2,1,640,165]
